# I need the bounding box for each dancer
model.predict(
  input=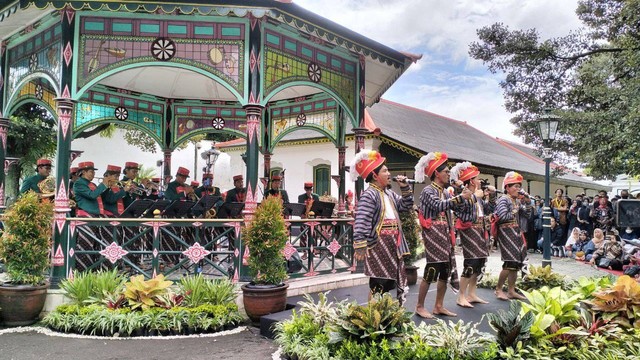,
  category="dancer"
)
[414,152,471,318]
[494,171,531,301]
[352,150,413,305]
[450,161,496,308]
